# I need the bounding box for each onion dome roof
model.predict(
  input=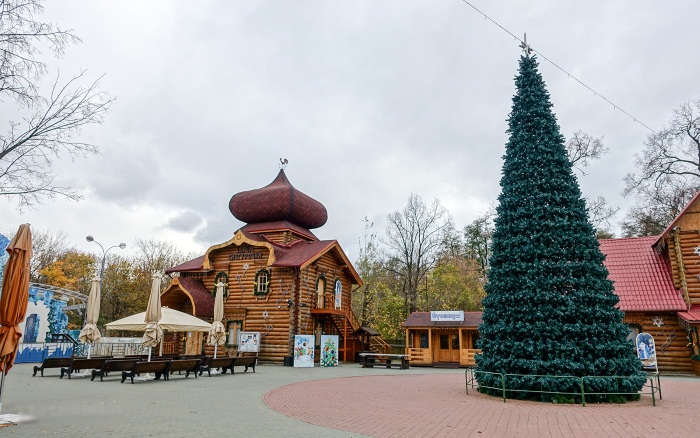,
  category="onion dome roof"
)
[229,170,328,229]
